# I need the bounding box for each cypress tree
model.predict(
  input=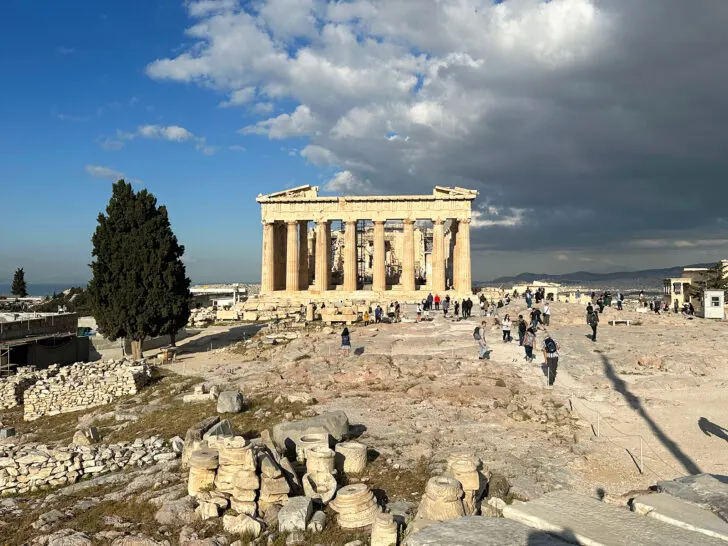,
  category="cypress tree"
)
[11,267,28,297]
[88,180,191,359]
